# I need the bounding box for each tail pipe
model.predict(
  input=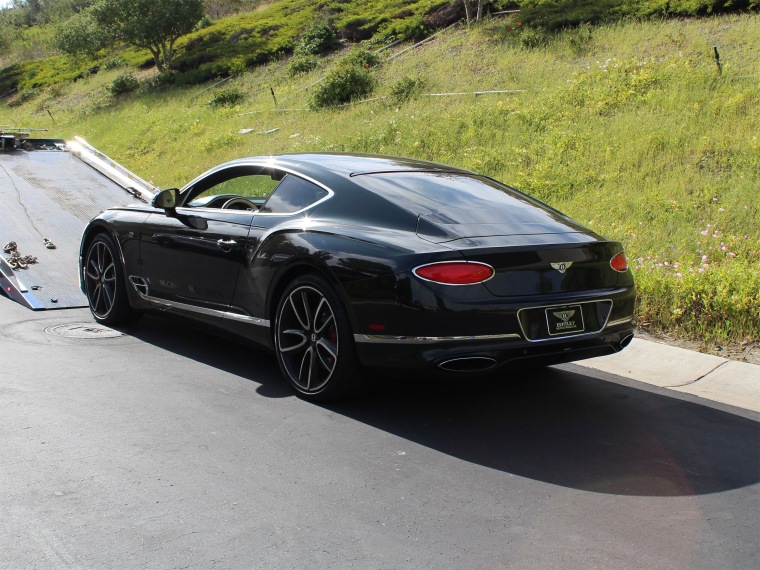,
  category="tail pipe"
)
[618,333,634,351]
[437,356,497,373]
